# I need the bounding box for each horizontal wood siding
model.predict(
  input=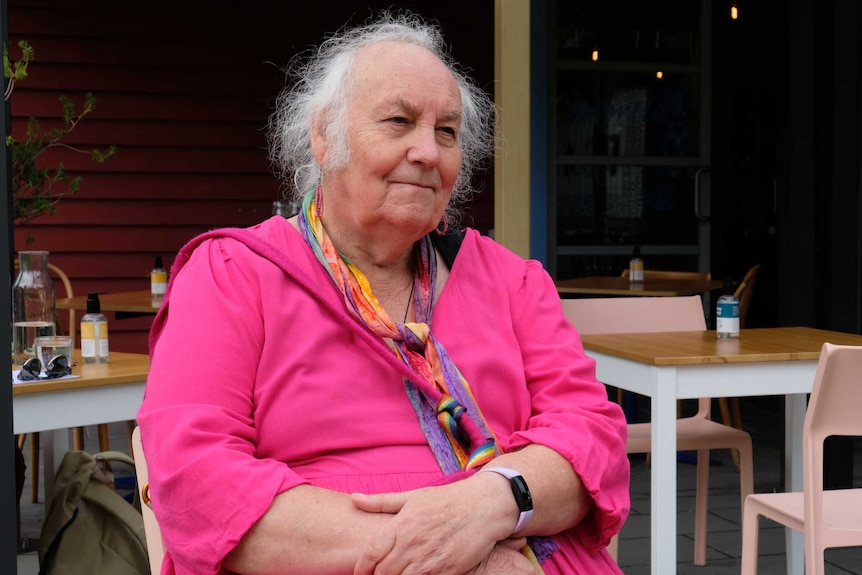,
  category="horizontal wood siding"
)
[8,0,494,354]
